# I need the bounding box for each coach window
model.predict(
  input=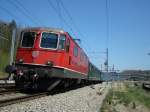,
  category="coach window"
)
[58,35,66,50]
[73,46,78,57]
